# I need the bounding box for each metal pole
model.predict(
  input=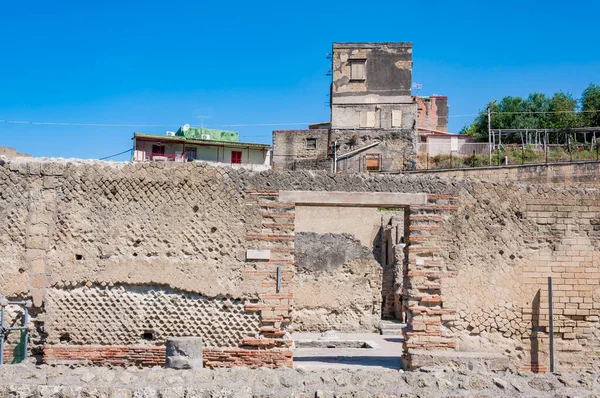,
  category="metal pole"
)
[276,265,281,293]
[569,135,572,163]
[333,141,337,173]
[0,299,5,366]
[22,307,28,361]
[548,277,555,373]
[545,130,549,164]
[488,106,492,165]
